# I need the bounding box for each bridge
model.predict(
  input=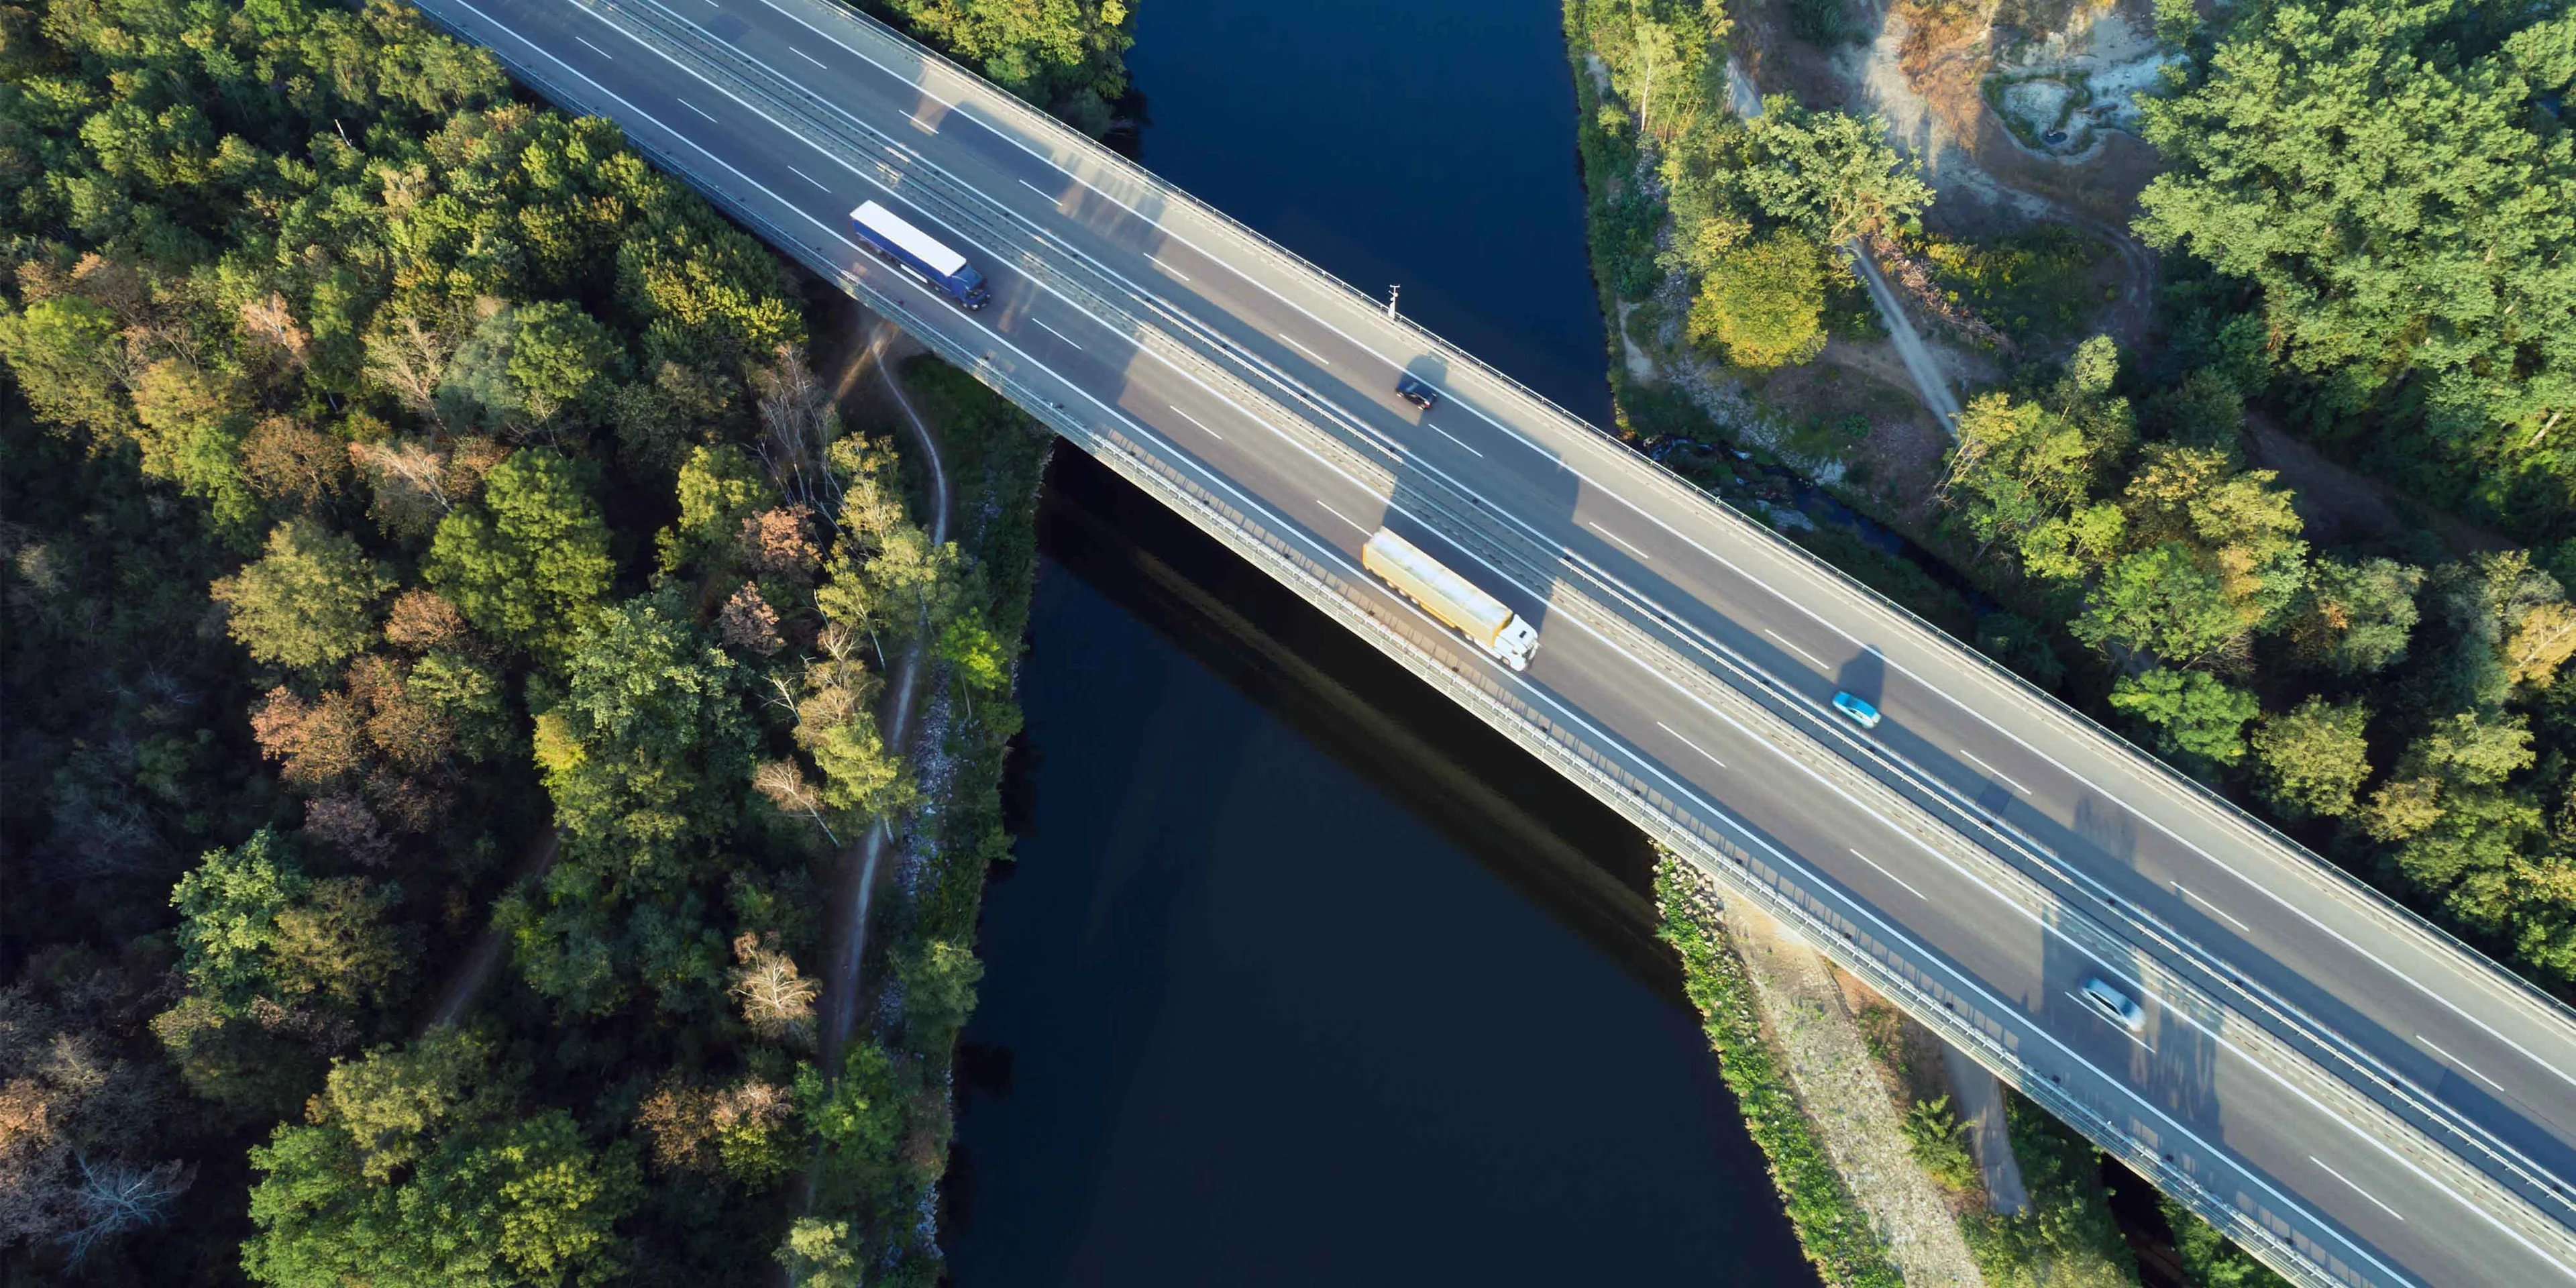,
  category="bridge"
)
[406,0,2576,1281]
